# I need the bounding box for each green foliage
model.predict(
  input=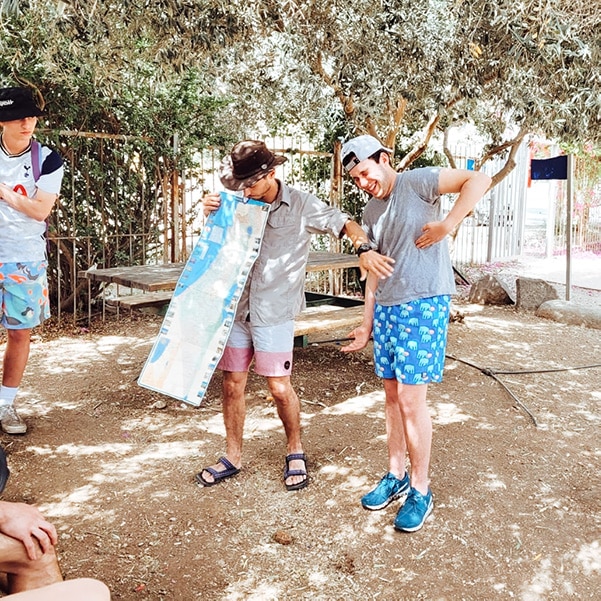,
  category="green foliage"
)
[0,2,240,310]
[1,0,600,307]
[210,0,601,175]
[560,142,601,210]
